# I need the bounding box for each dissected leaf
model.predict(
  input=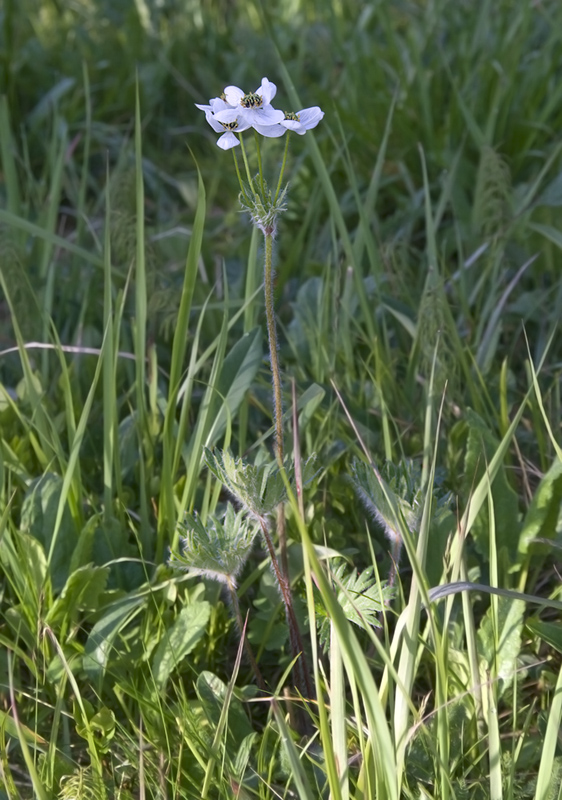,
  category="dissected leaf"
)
[170,504,259,585]
[316,560,392,650]
[205,449,317,522]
